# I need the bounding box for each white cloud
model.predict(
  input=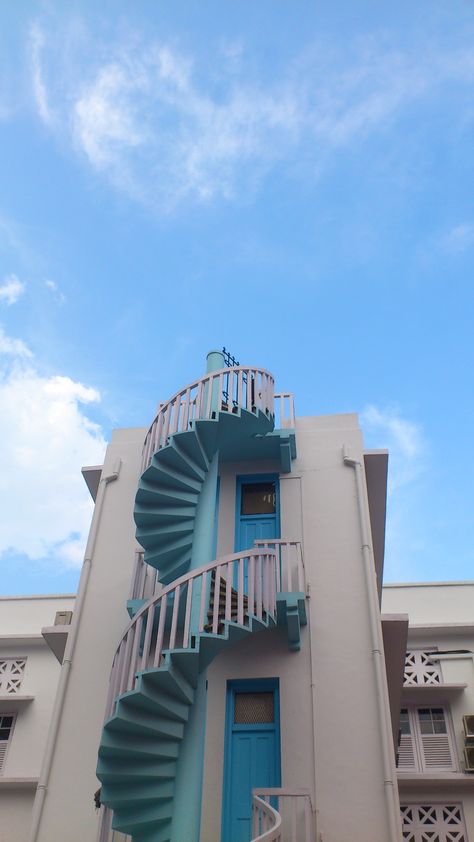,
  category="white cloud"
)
[45,279,66,303]
[28,25,474,210]
[0,326,32,358]
[0,274,25,306]
[361,404,425,492]
[29,23,53,125]
[0,342,106,569]
[441,223,474,254]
